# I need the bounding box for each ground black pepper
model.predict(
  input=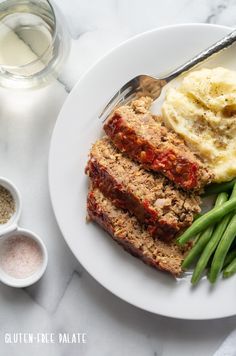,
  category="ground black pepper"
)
[0,186,15,224]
